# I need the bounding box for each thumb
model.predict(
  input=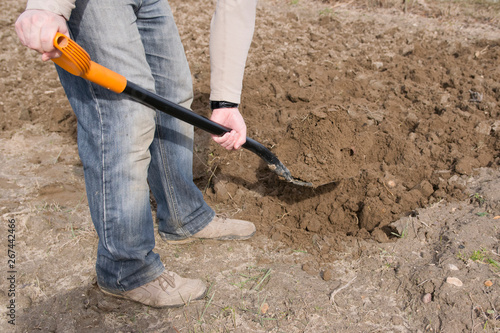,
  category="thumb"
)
[41,49,62,61]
